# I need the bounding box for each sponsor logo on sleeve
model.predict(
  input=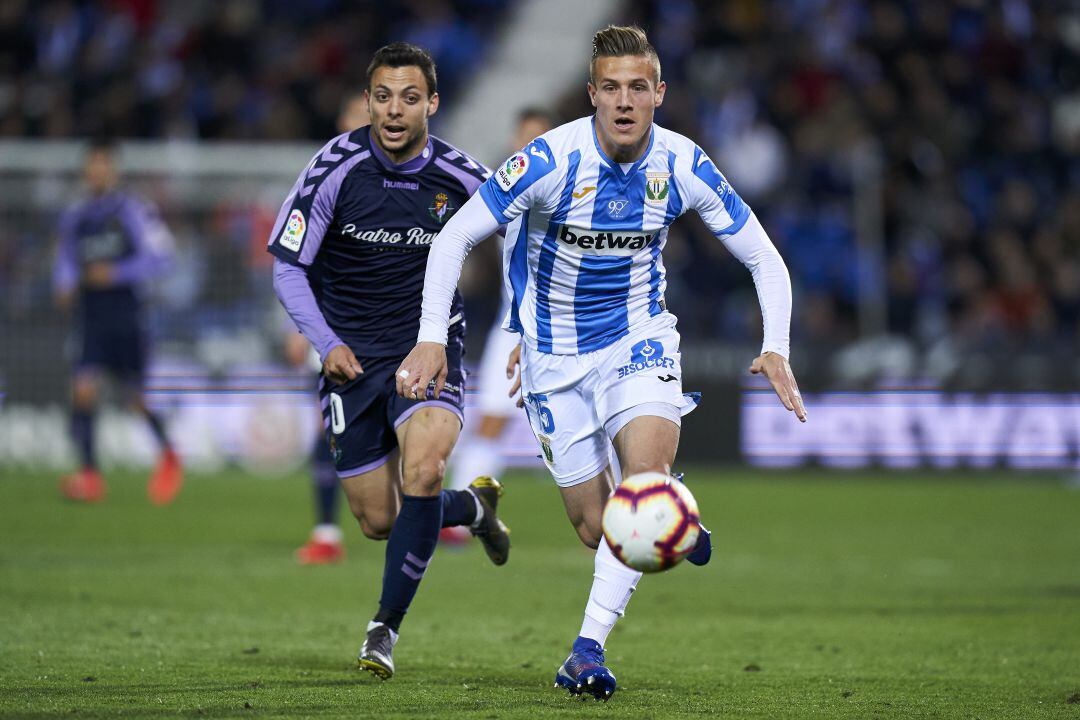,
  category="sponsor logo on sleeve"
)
[494,152,529,192]
[278,209,306,252]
